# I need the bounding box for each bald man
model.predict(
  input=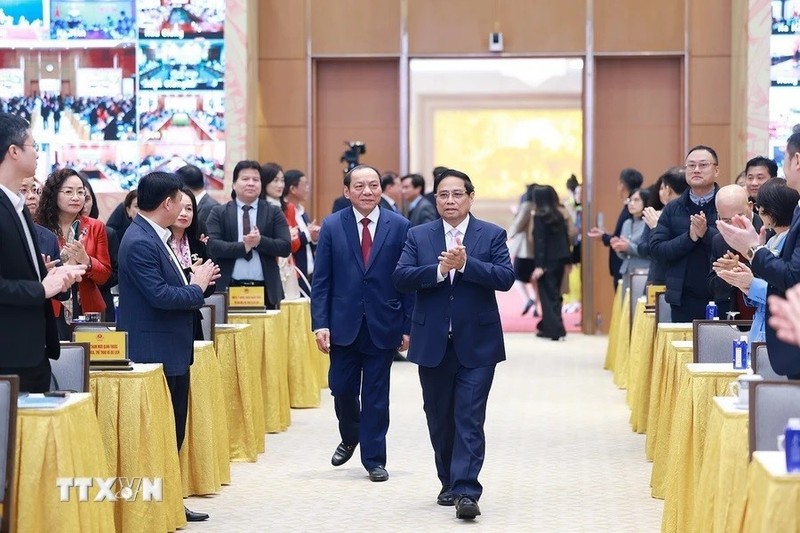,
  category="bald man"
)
[708,185,755,319]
